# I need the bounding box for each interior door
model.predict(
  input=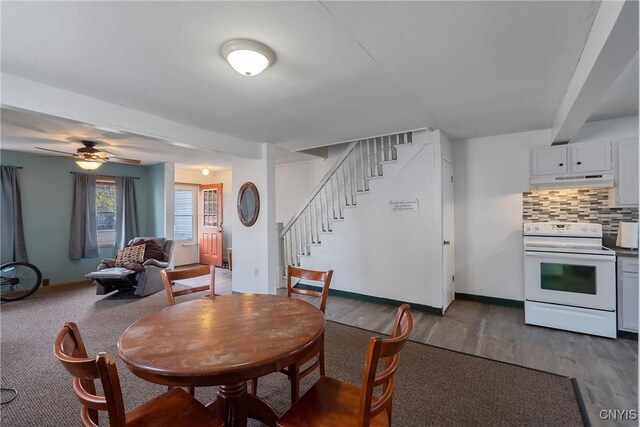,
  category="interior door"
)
[173,184,199,266]
[199,183,223,266]
[442,159,455,311]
